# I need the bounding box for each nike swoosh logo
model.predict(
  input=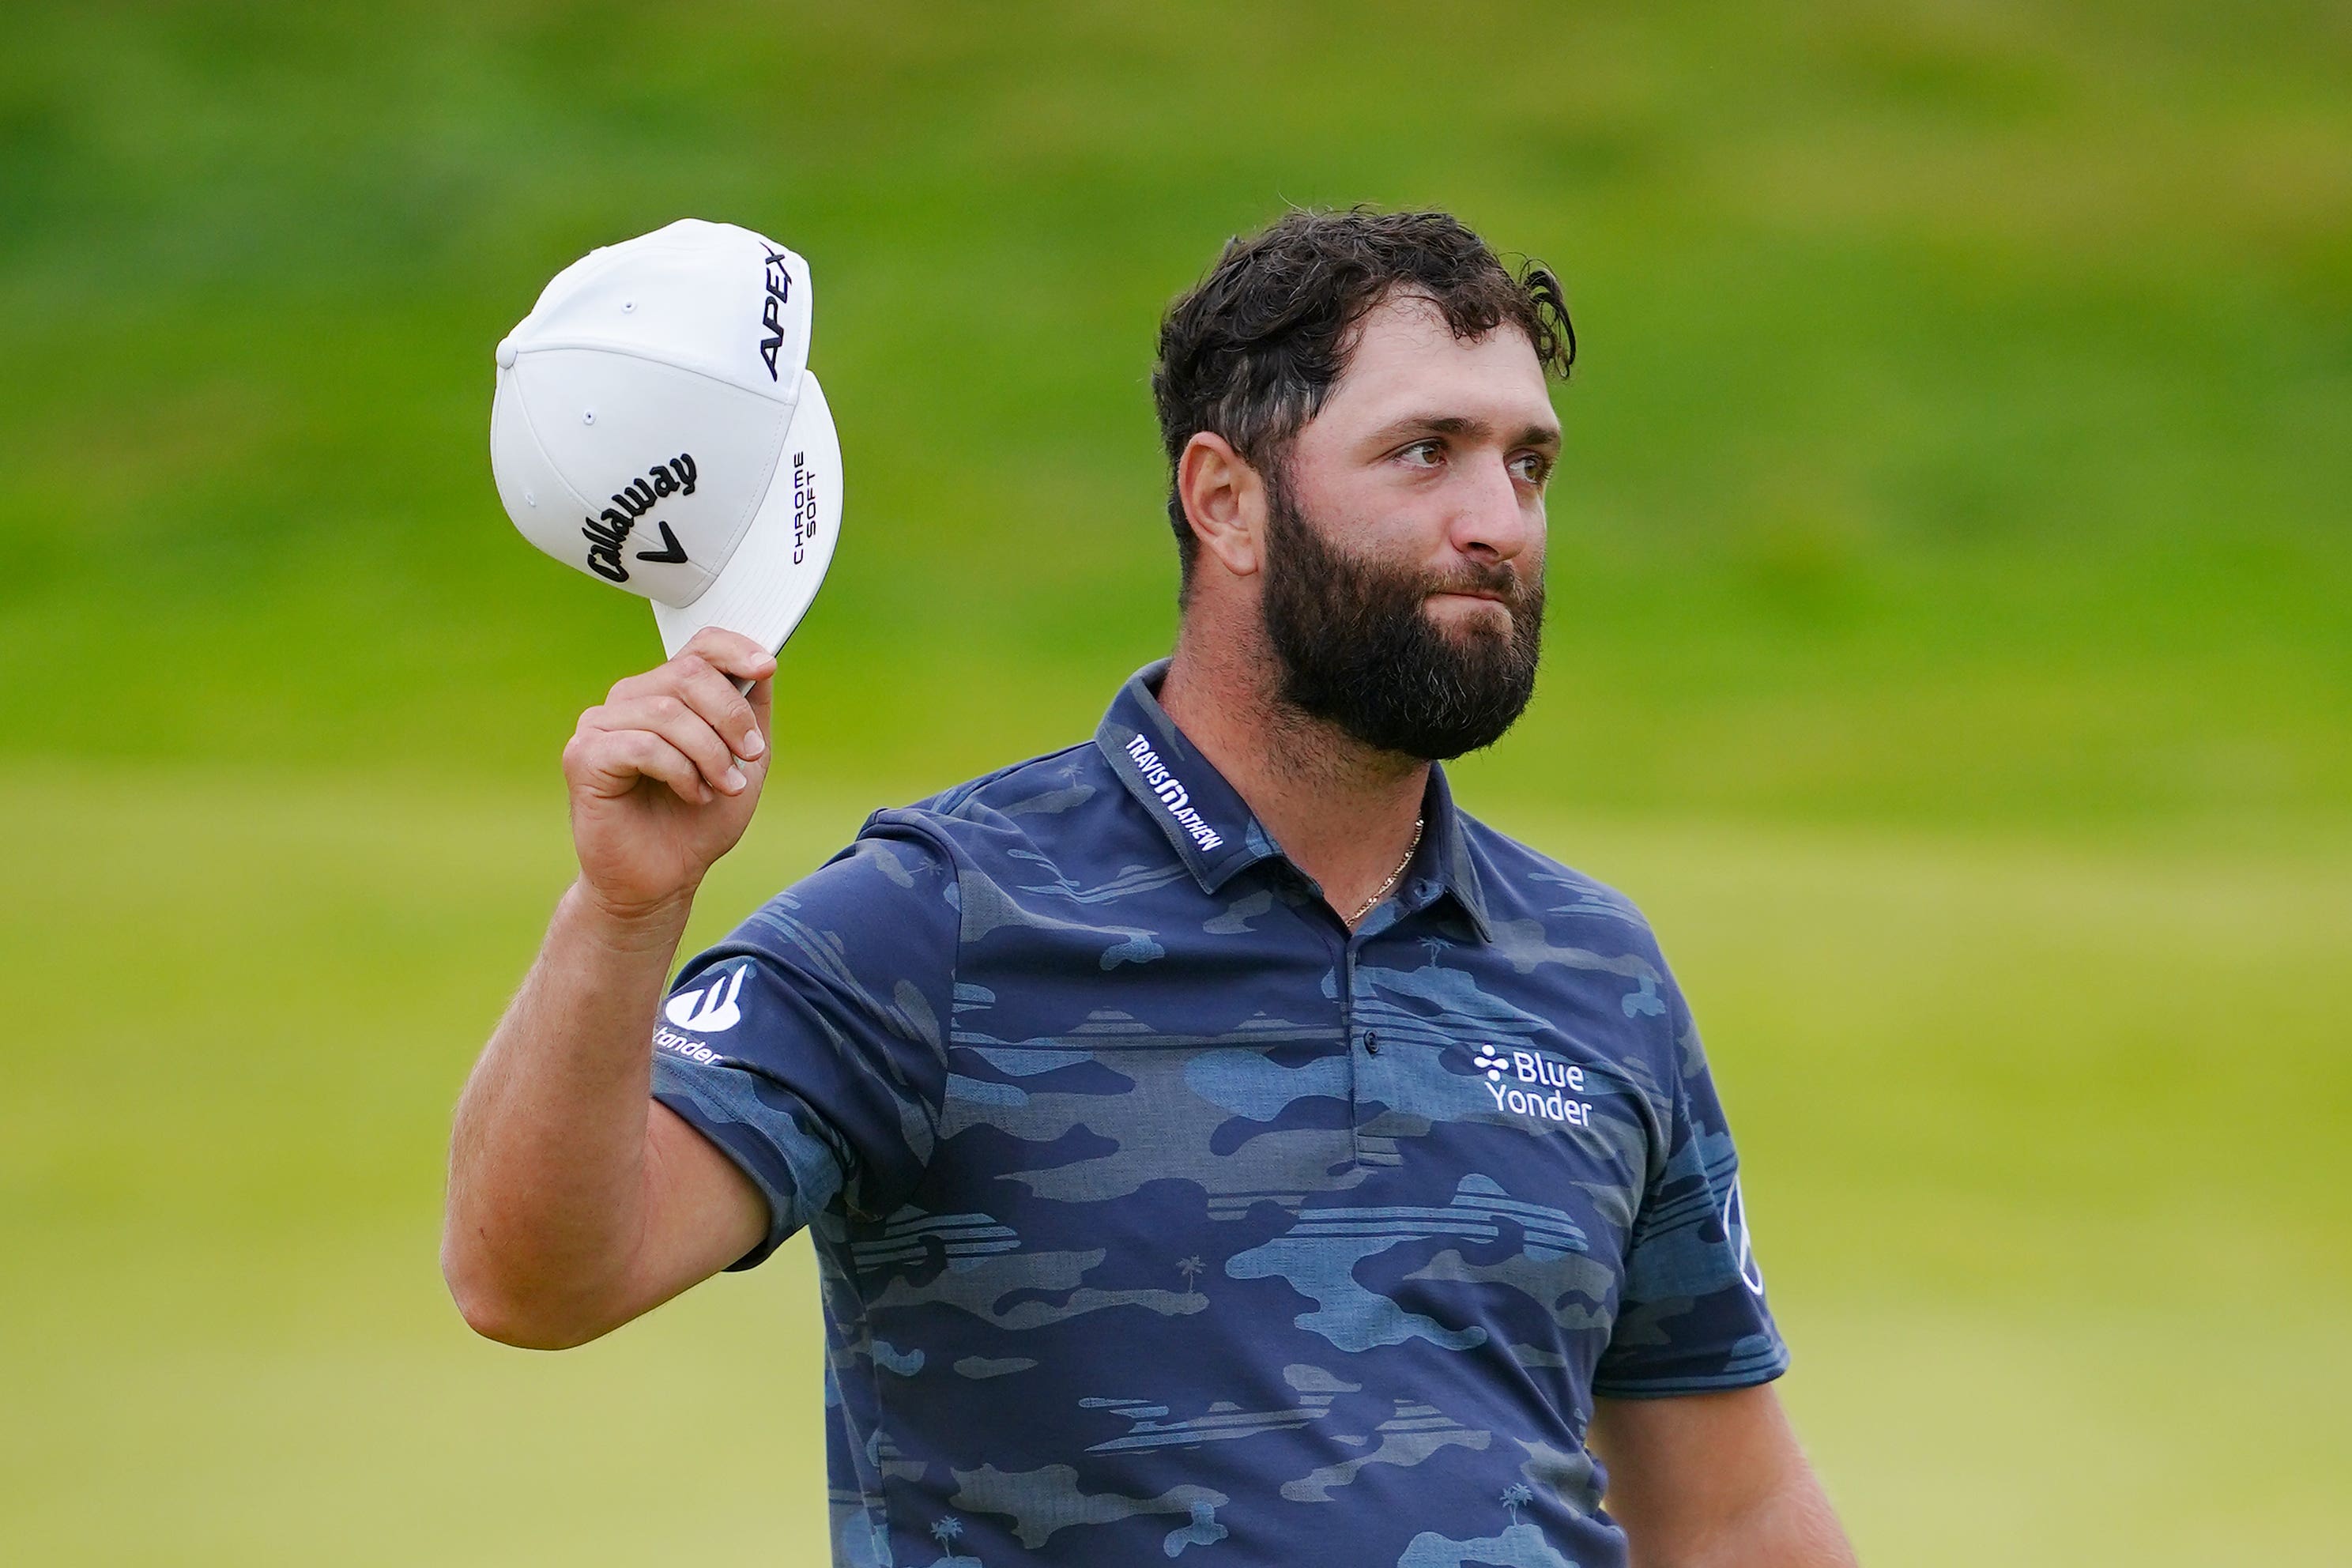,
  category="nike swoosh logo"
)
[635,520,689,565]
